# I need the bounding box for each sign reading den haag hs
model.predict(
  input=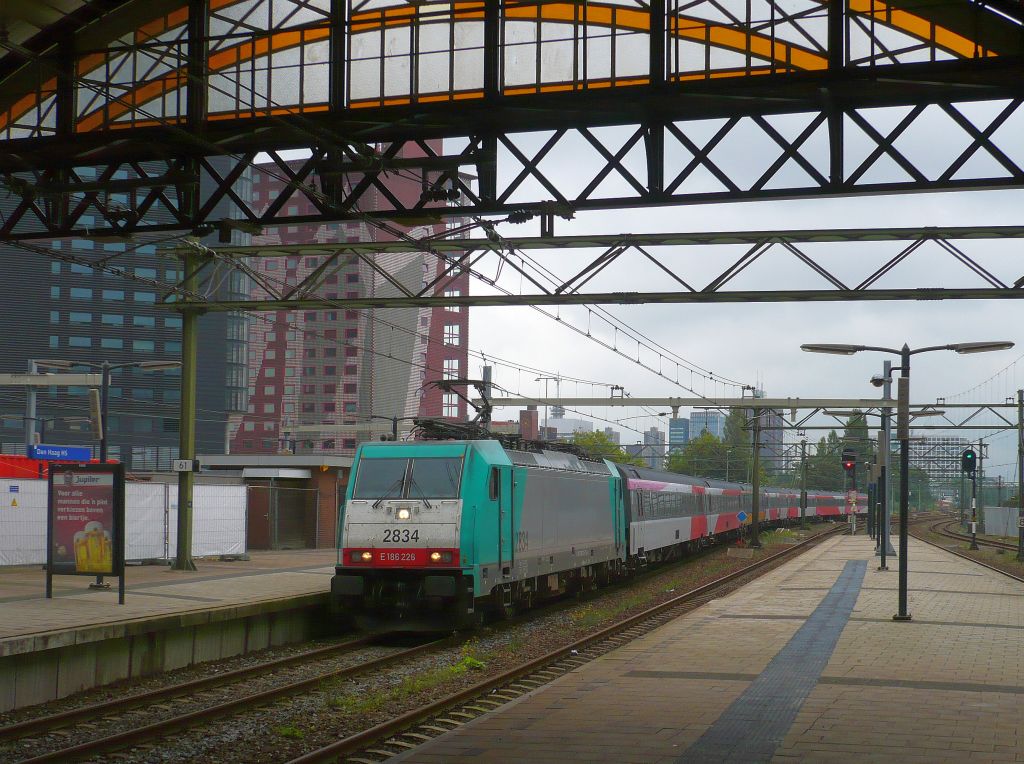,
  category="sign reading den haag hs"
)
[47,463,126,604]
